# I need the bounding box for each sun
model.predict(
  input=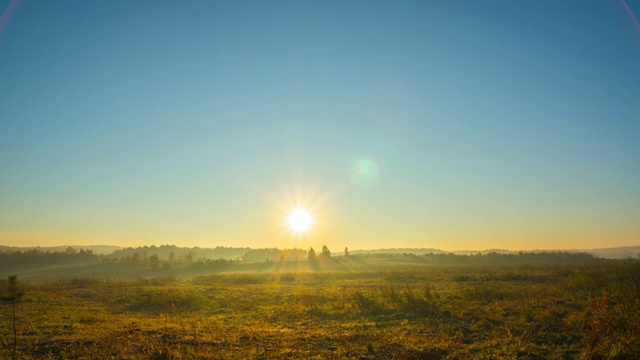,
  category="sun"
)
[286,207,314,234]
